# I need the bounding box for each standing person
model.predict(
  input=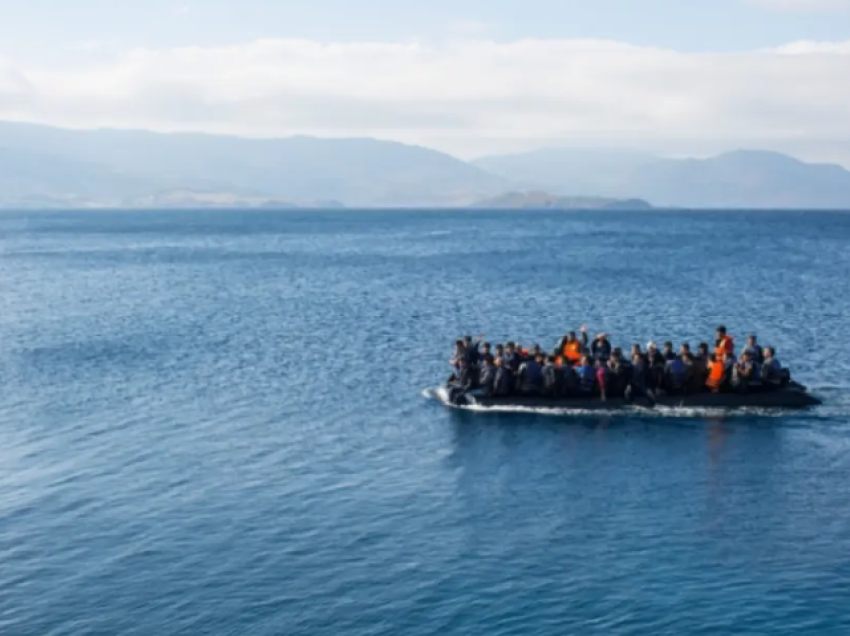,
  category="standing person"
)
[558,326,588,365]
[741,334,764,364]
[591,333,612,363]
[715,325,735,359]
